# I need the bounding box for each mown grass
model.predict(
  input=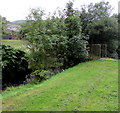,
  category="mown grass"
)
[2,60,118,111]
[2,40,28,52]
